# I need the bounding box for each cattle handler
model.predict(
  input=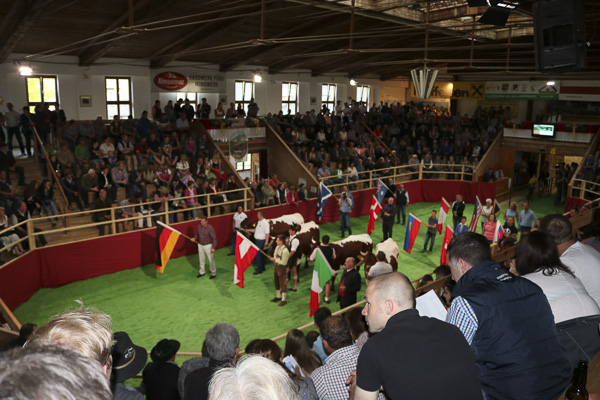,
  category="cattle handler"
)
[268,234,289,306]
[286,224,301,292]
